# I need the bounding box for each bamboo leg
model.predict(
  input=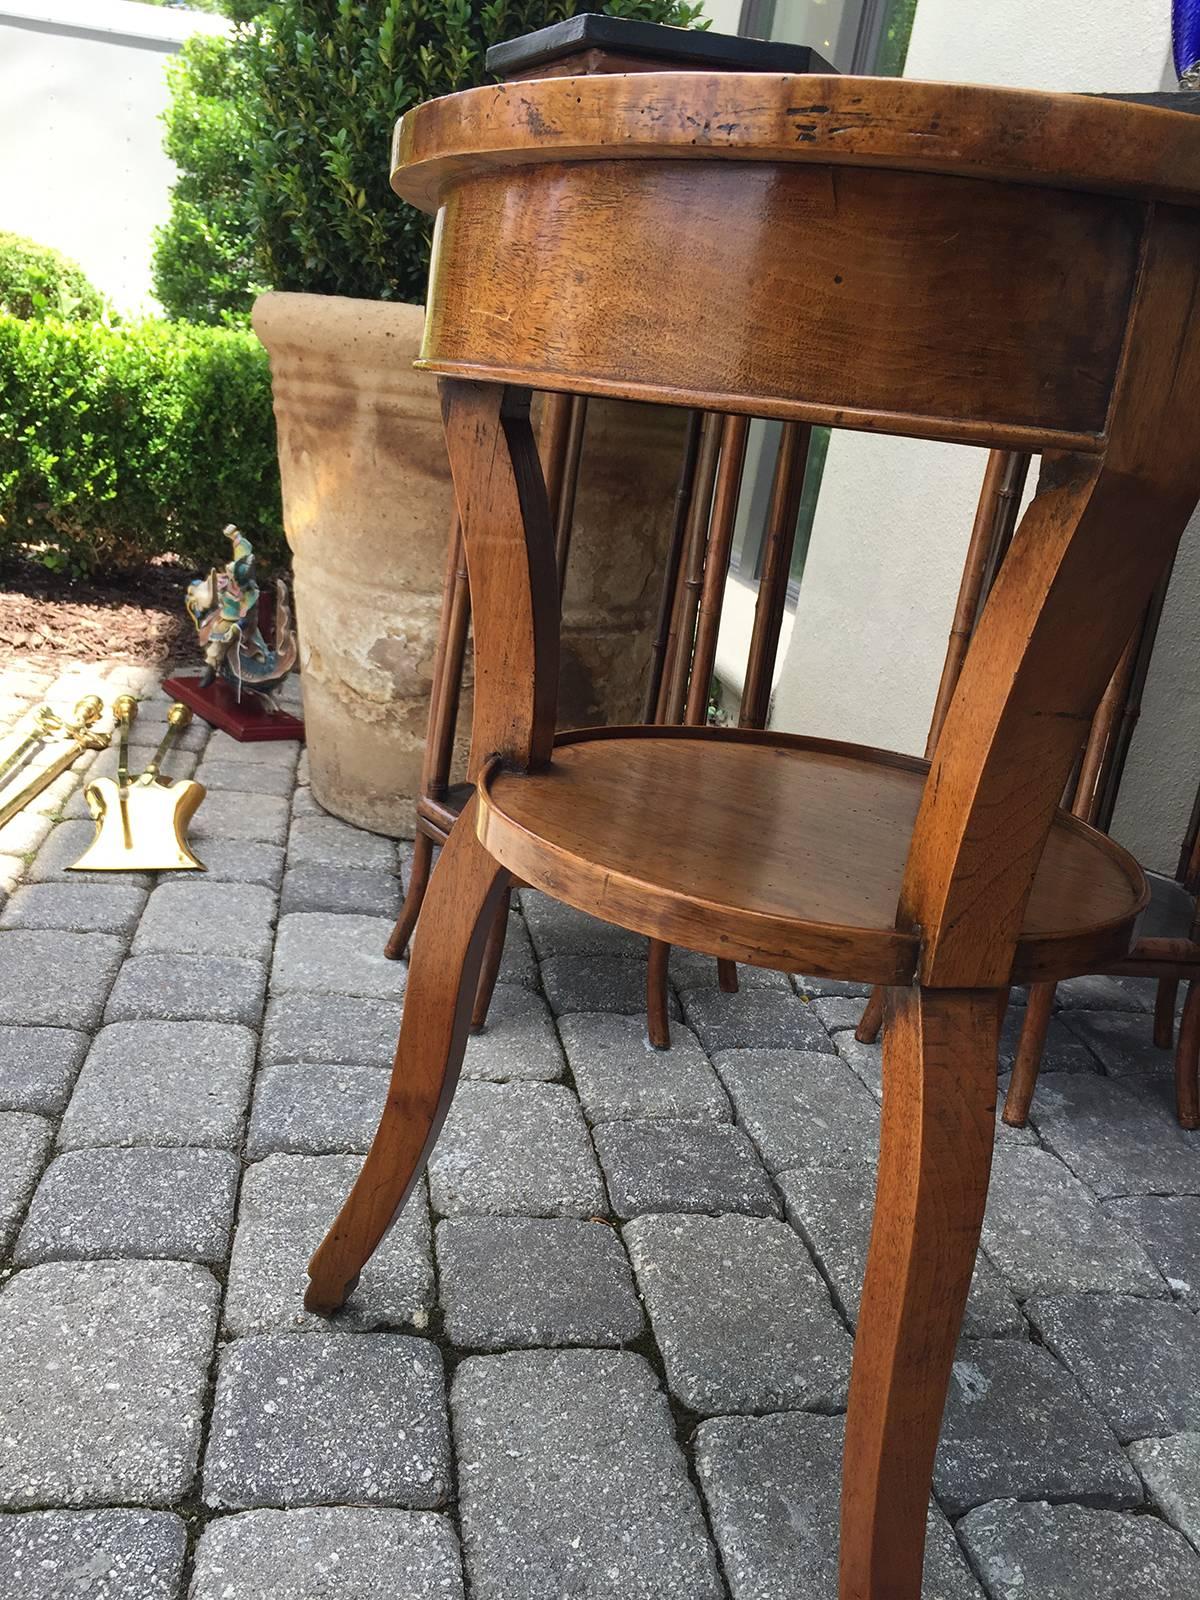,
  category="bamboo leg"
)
[739,421,811,730]
[1175,980,1200,1130]
[471,884,512,1031]
[1003,981,1054,1127]
[646,937,671,1050]
[307,795,508,1313]
[385,829,435,961]
[855,989,885,1045]
[1154,978,1179,1051]
[839,985,999,1600]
